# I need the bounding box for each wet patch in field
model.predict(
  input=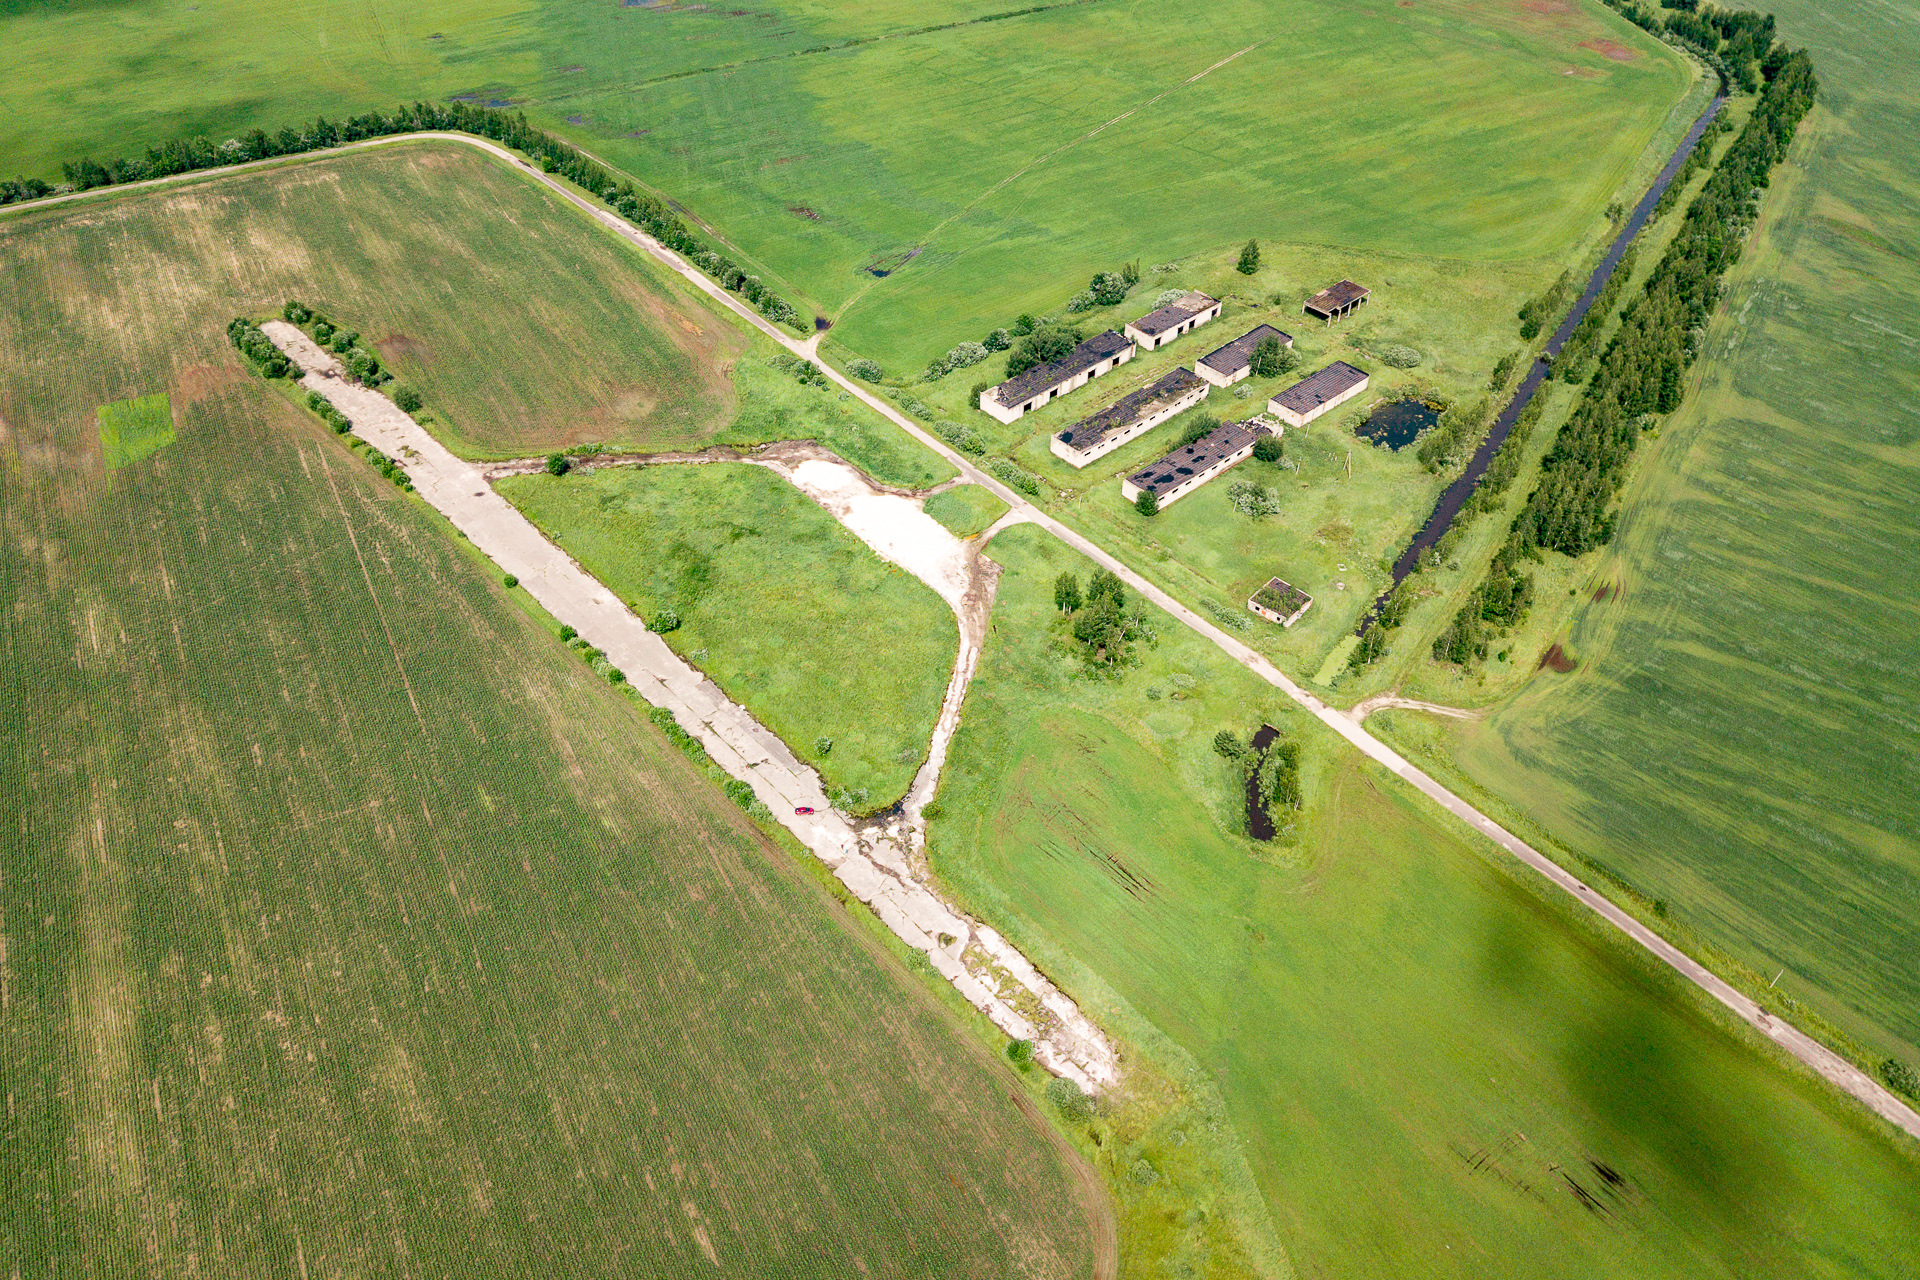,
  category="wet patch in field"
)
[1592,583,1614,602]
[1356,398,1438,450]
[1244,724,1280,841]
[1538,643,1578,673]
